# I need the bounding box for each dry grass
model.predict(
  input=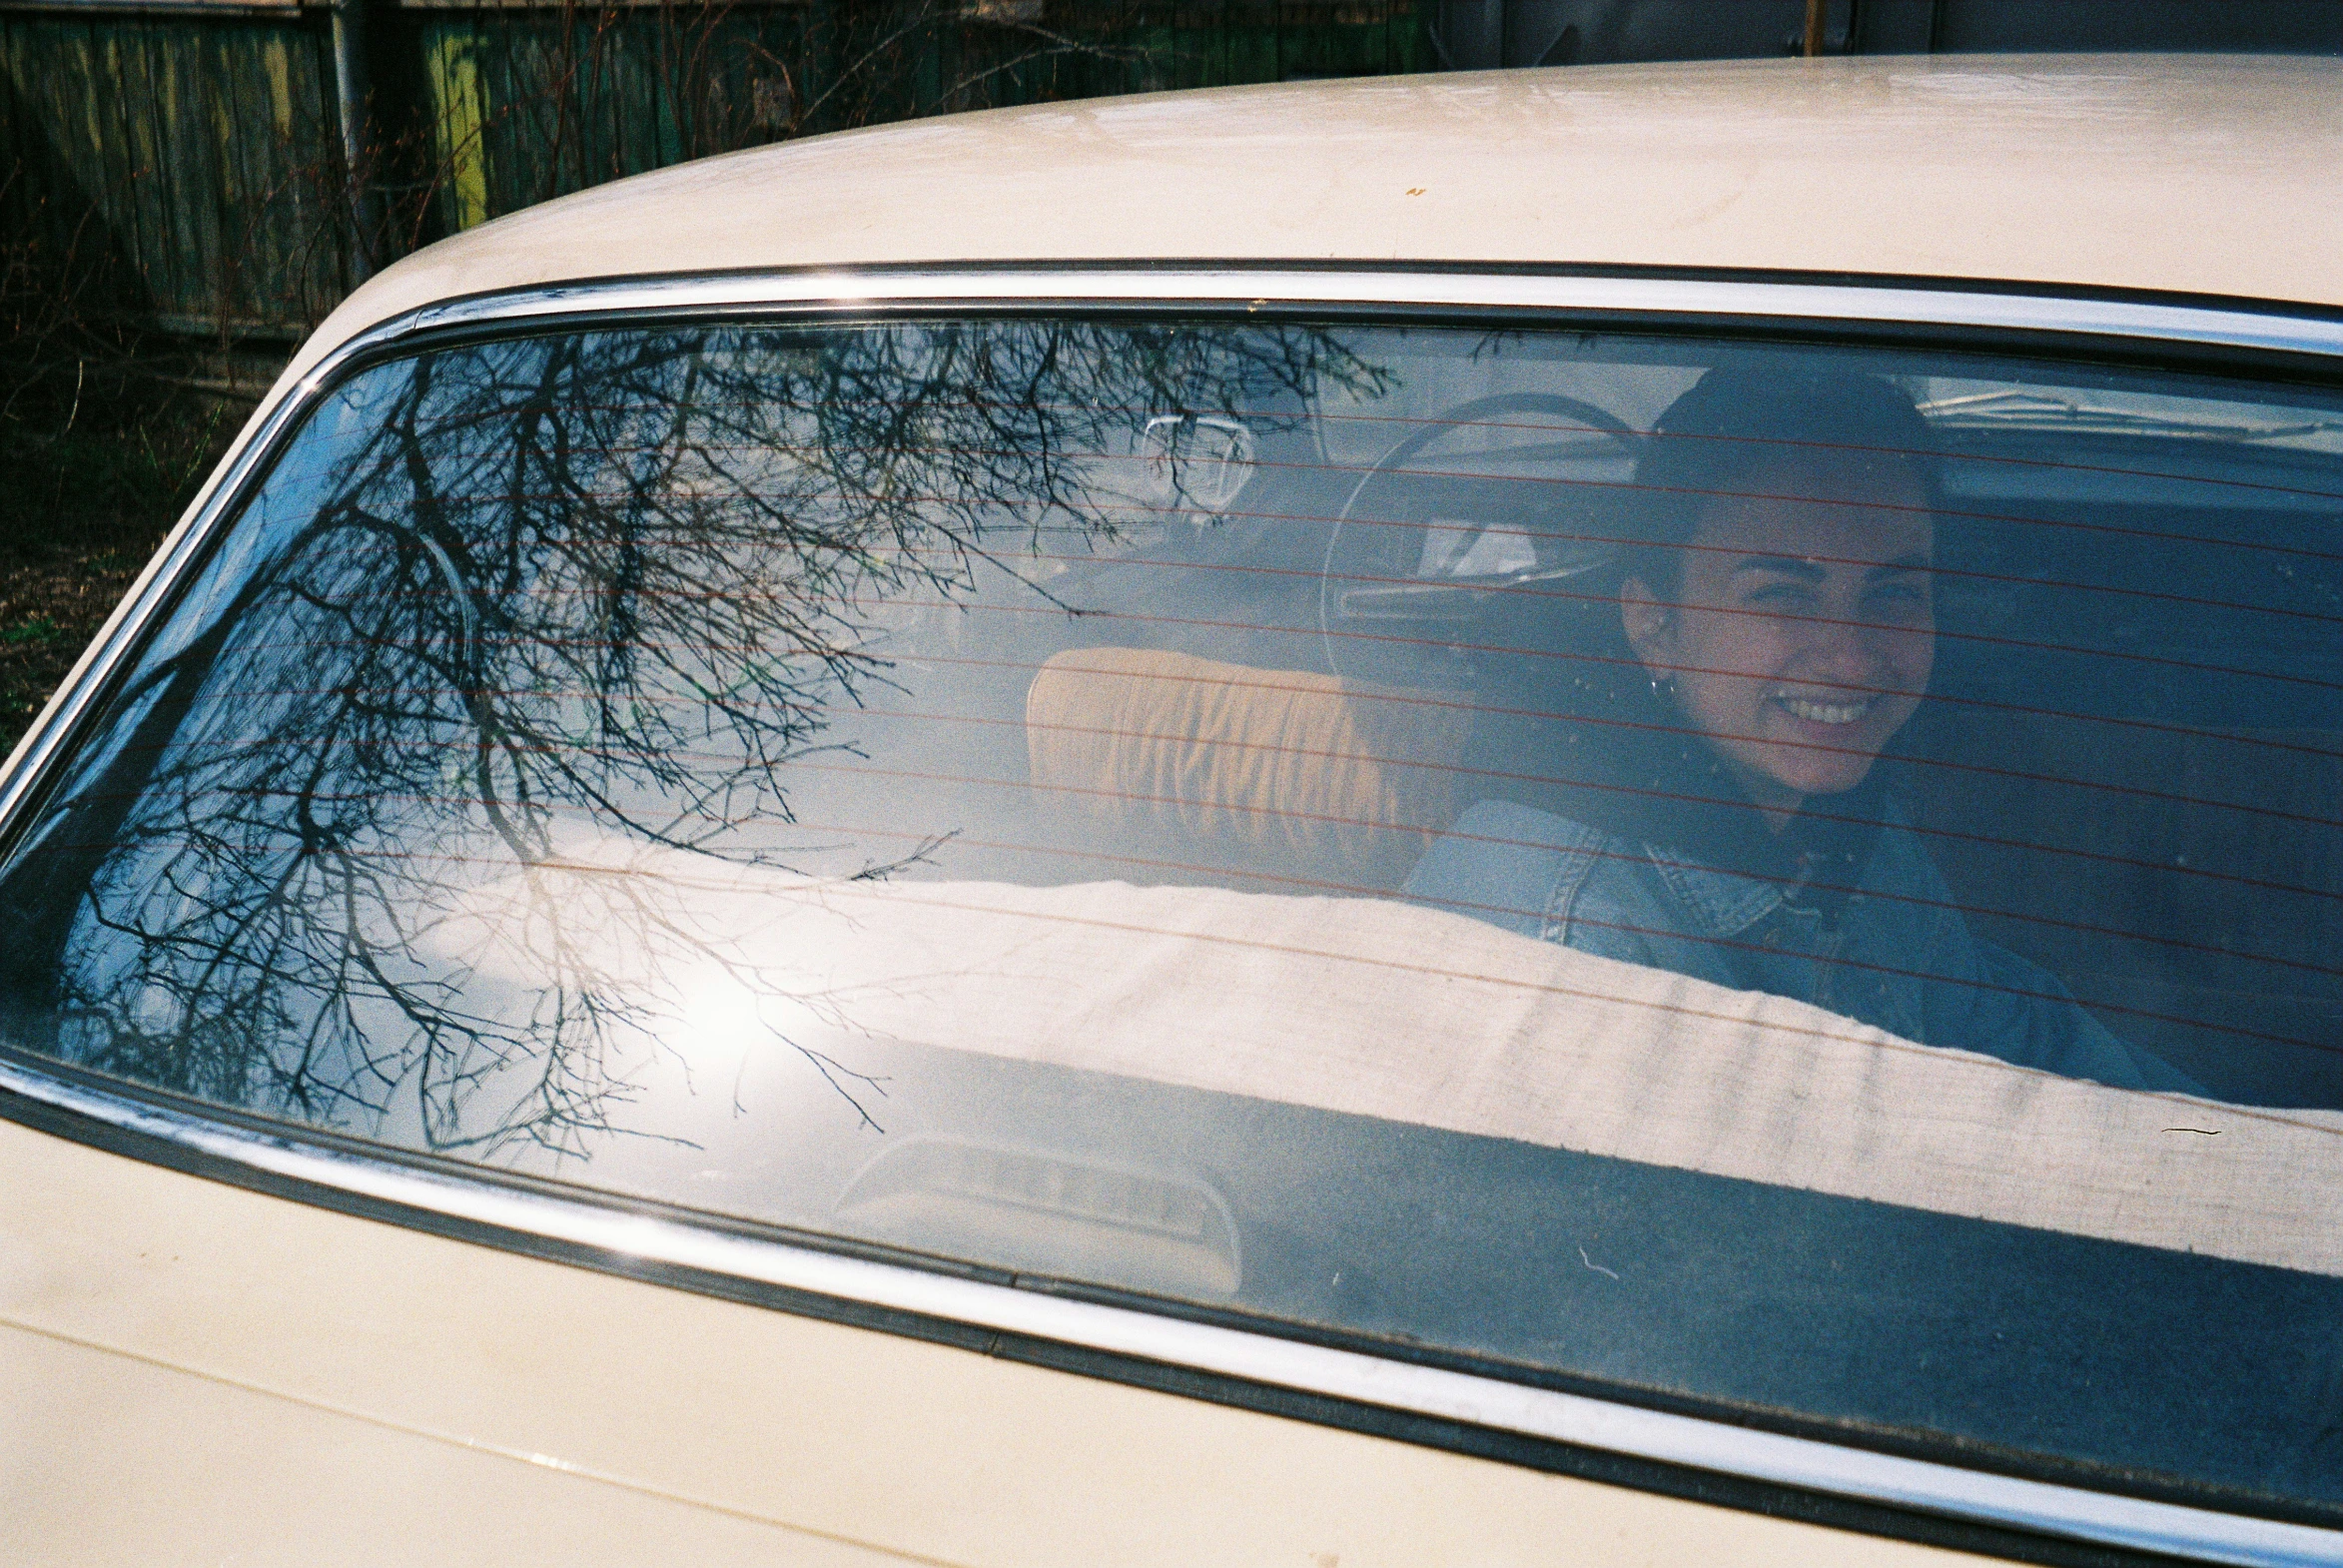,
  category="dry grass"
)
[0,389,242,749]
[2,154,252,749]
